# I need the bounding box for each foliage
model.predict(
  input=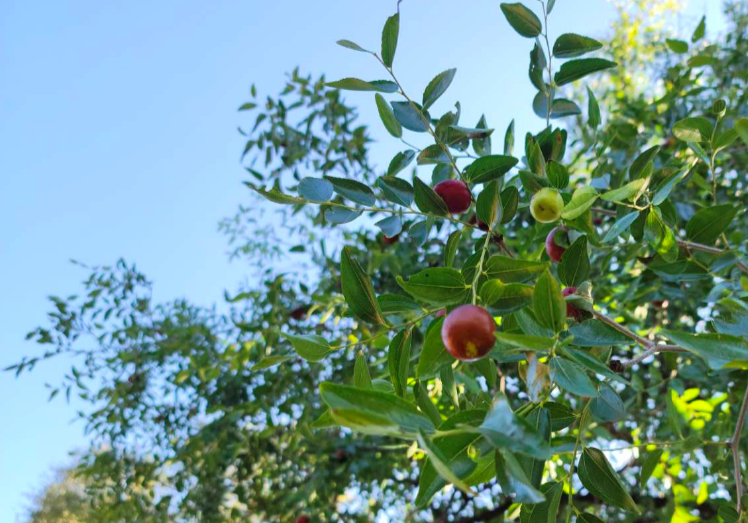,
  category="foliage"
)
[12,1,748,522]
